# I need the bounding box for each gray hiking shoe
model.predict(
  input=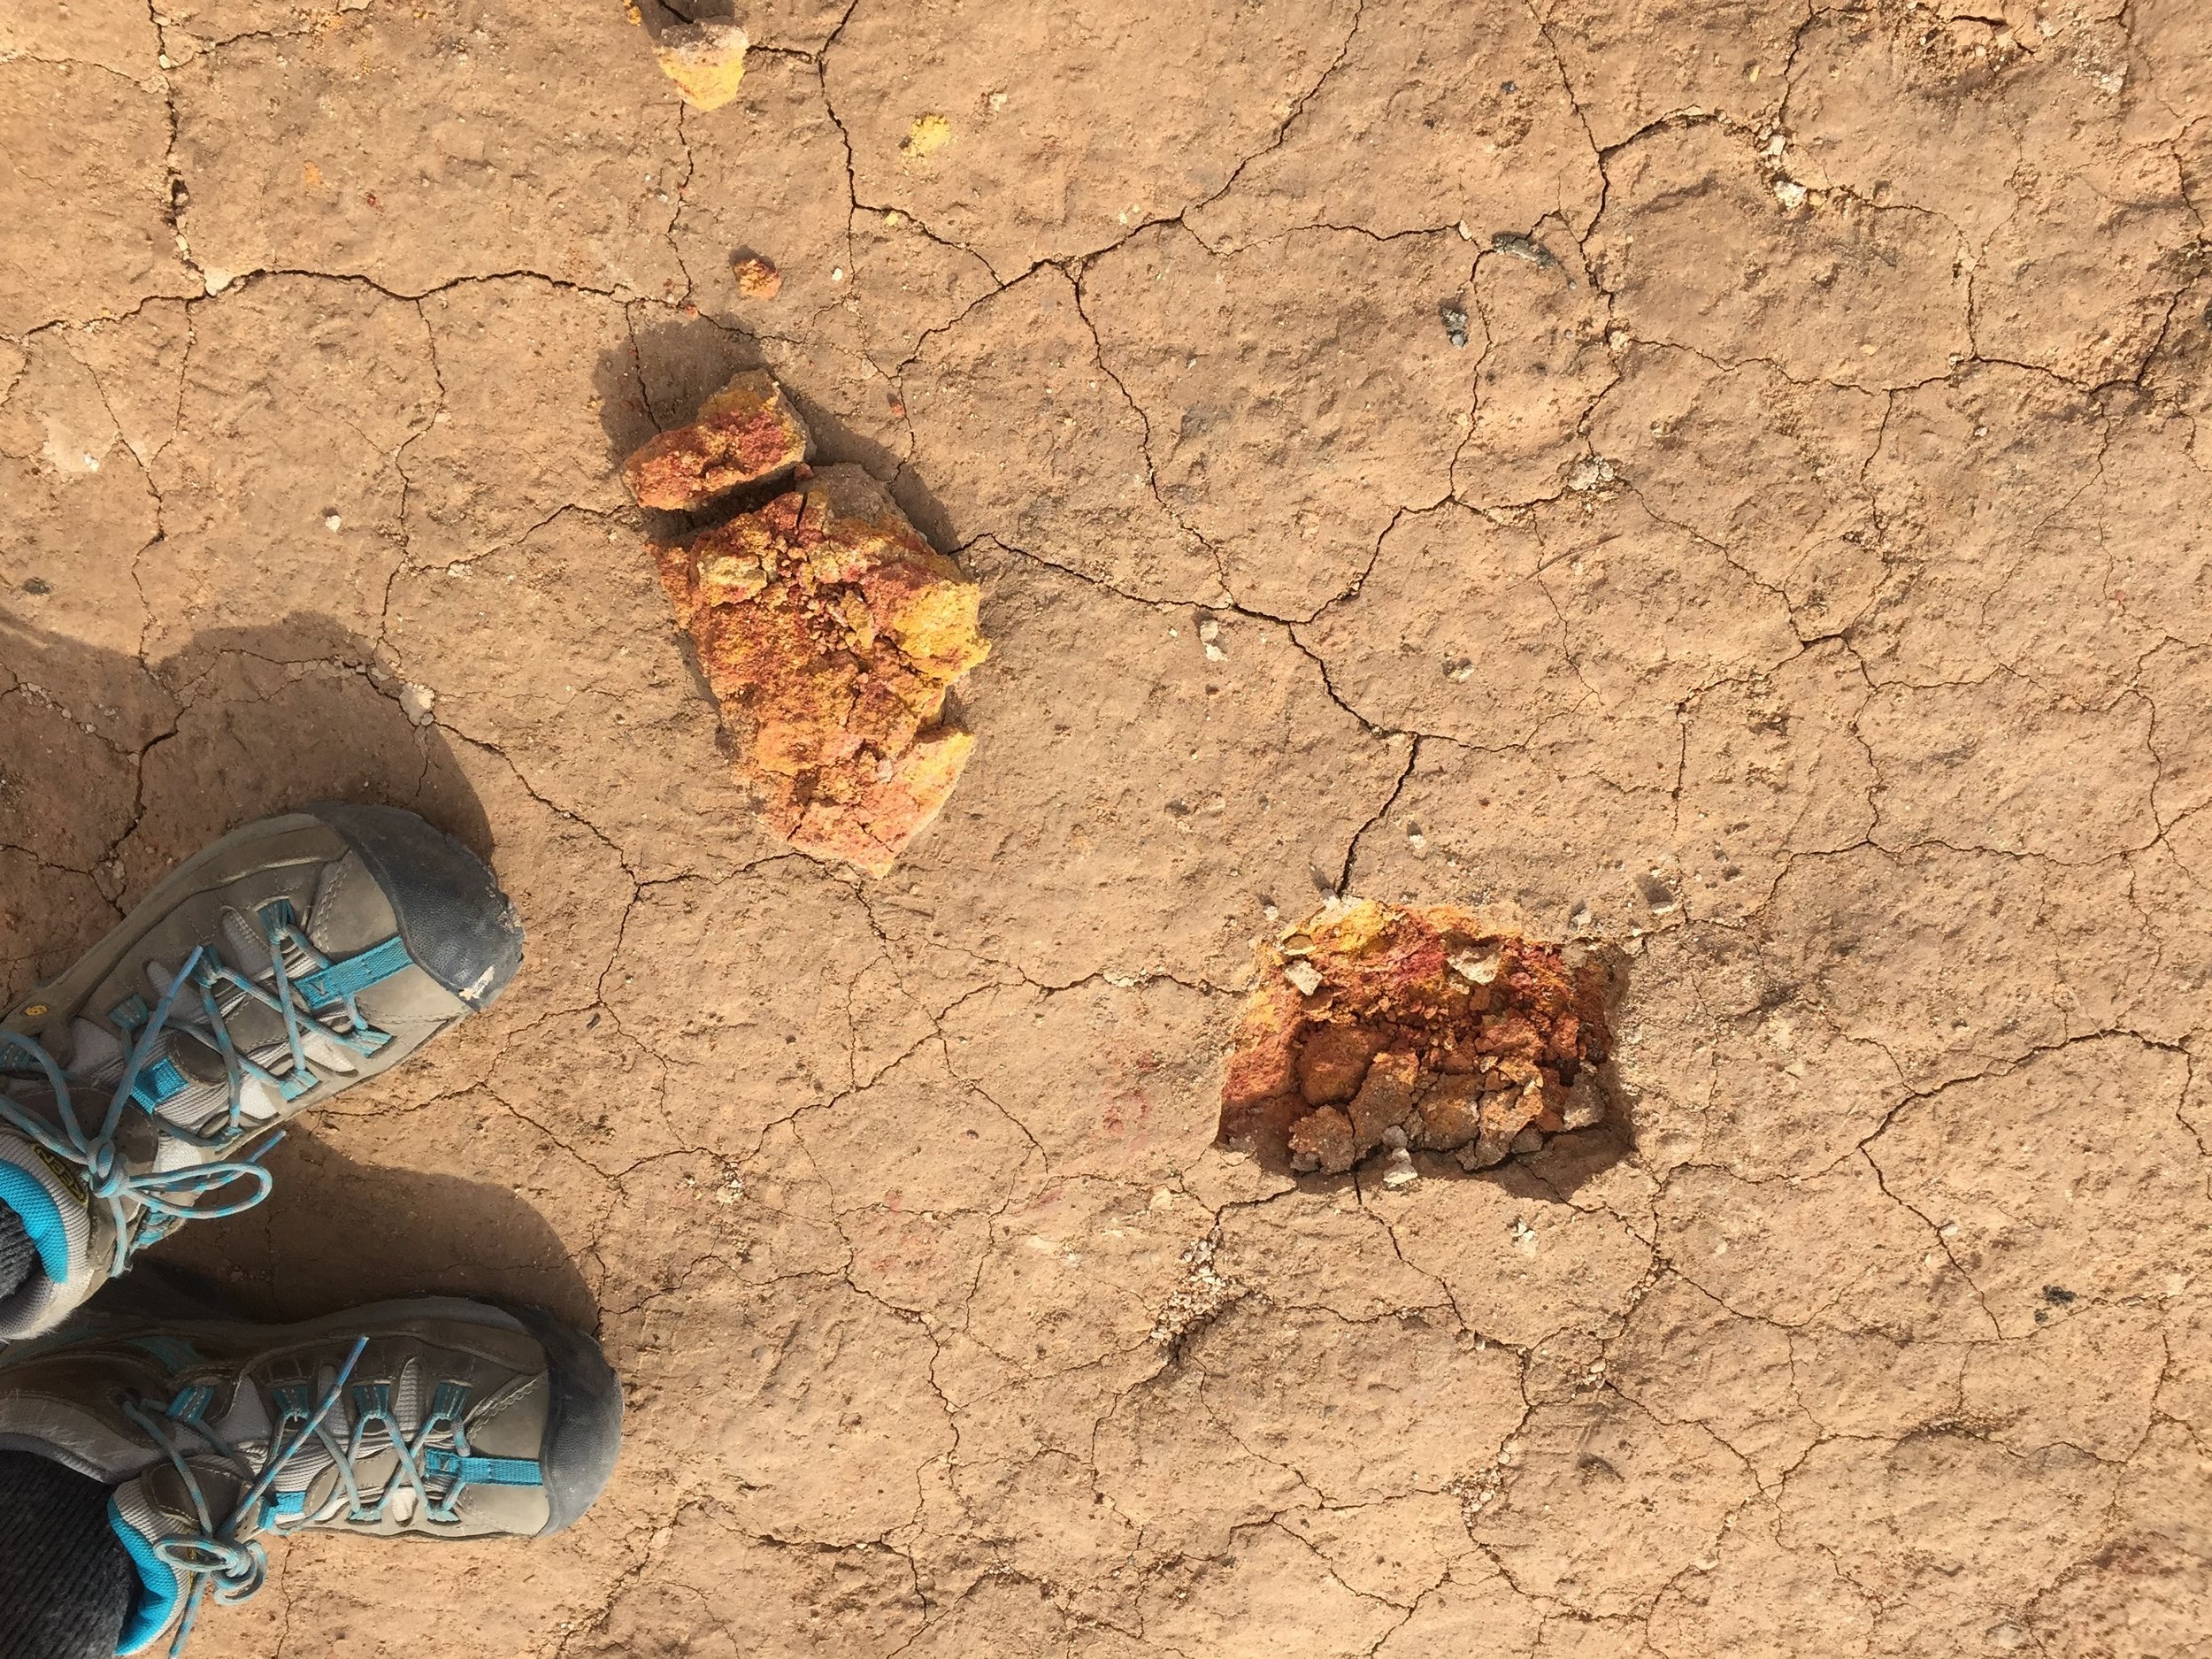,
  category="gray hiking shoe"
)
[0,1294,621,1655]
[0,806,524,1338]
